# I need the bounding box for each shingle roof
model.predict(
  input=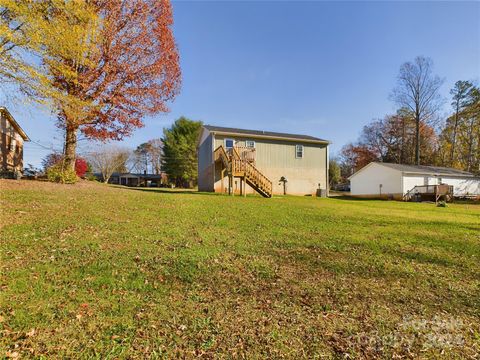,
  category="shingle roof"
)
[0,107,29,141]
[377,162,476,177]
[95,172,163,179]
[203,125,329,143]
